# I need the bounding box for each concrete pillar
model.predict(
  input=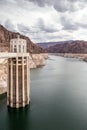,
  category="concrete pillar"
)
[16,57,19,108]
[27,56,30,104]
[10,59,13,107]
[13,45,14,52]
[22,56,25,107]
[7,59,9,105]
